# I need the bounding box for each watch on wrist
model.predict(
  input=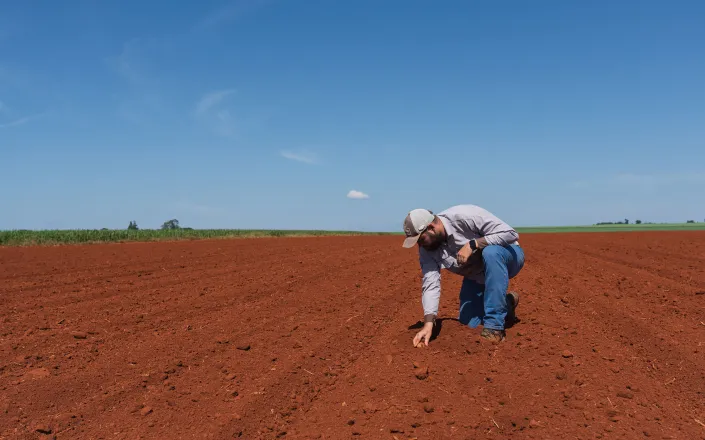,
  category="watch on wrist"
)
[469,239,478,251]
